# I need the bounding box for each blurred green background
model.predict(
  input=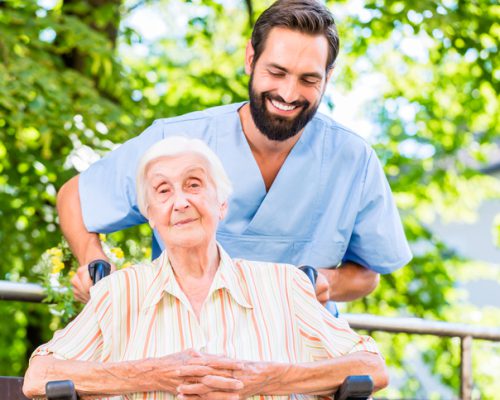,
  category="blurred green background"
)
[0,0,499,398]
